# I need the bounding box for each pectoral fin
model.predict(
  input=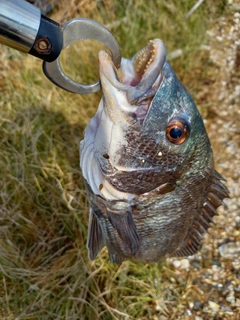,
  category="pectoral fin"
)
[87,209,104,260]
